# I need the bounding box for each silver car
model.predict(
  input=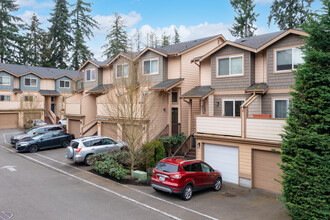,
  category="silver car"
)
[66,136,127,165]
